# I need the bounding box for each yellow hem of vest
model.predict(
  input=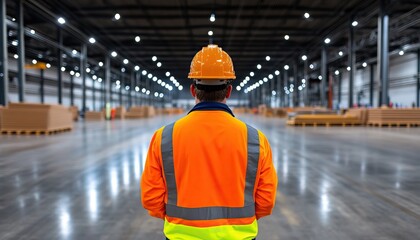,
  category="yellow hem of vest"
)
[164,219,258,240]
